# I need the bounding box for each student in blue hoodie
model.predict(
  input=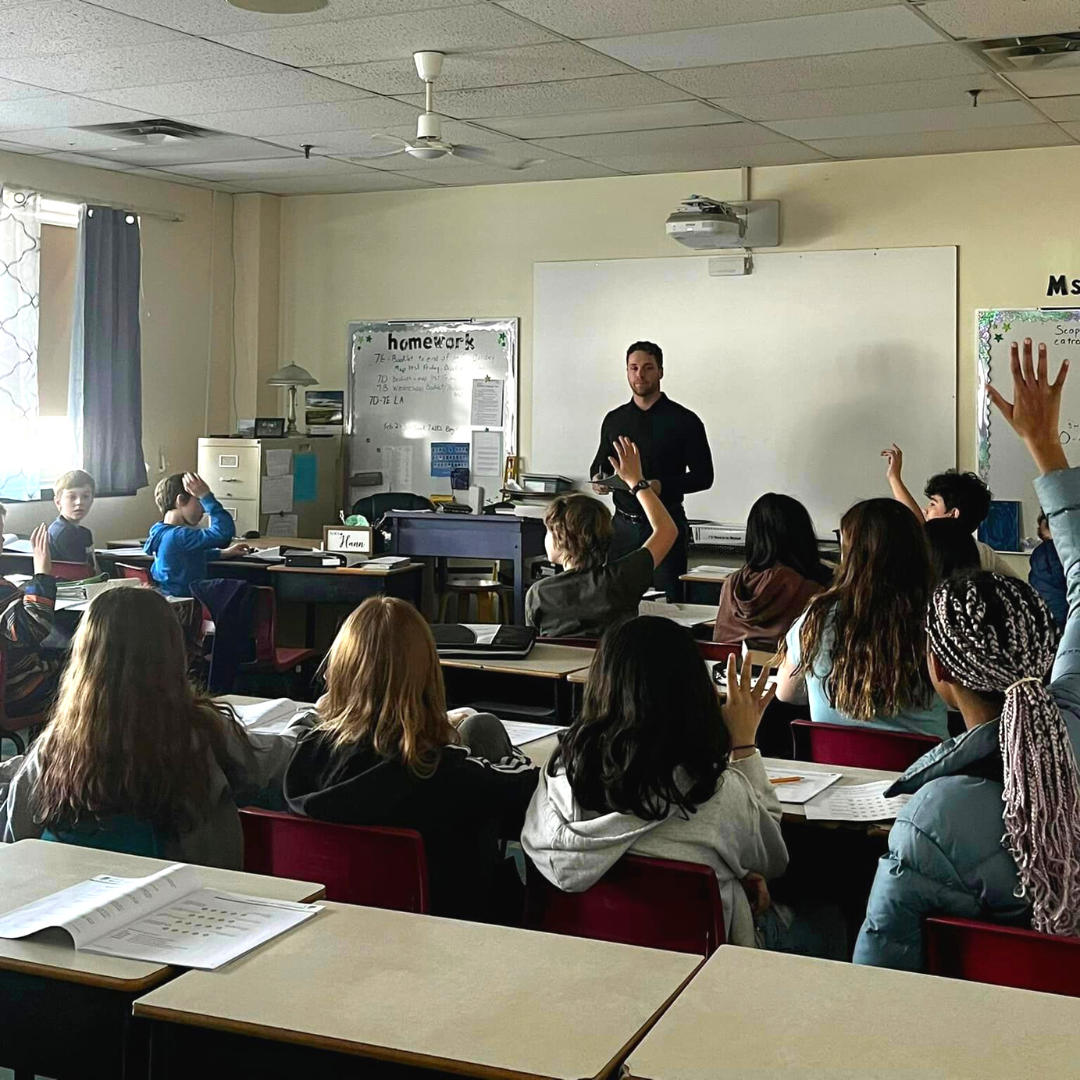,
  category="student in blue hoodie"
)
[855,340,1080,970]
[144,472,249,597]
[1029,509,1068,628]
